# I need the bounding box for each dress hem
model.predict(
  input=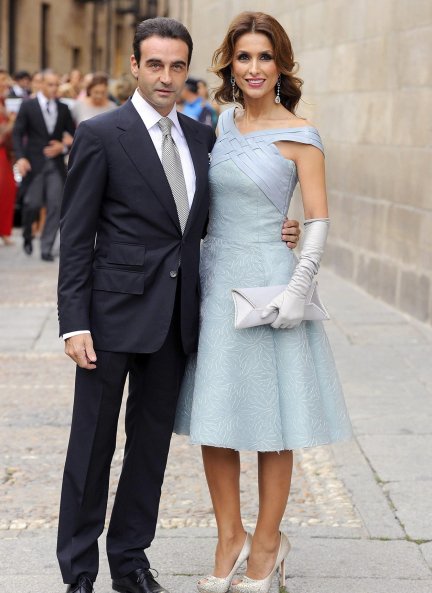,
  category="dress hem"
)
[173,429,353,453]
